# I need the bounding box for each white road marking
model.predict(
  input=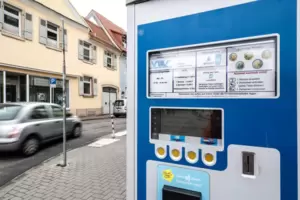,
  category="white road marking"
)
[115,131,127,137]
[88,131,126,148]
[88,138,120,148]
